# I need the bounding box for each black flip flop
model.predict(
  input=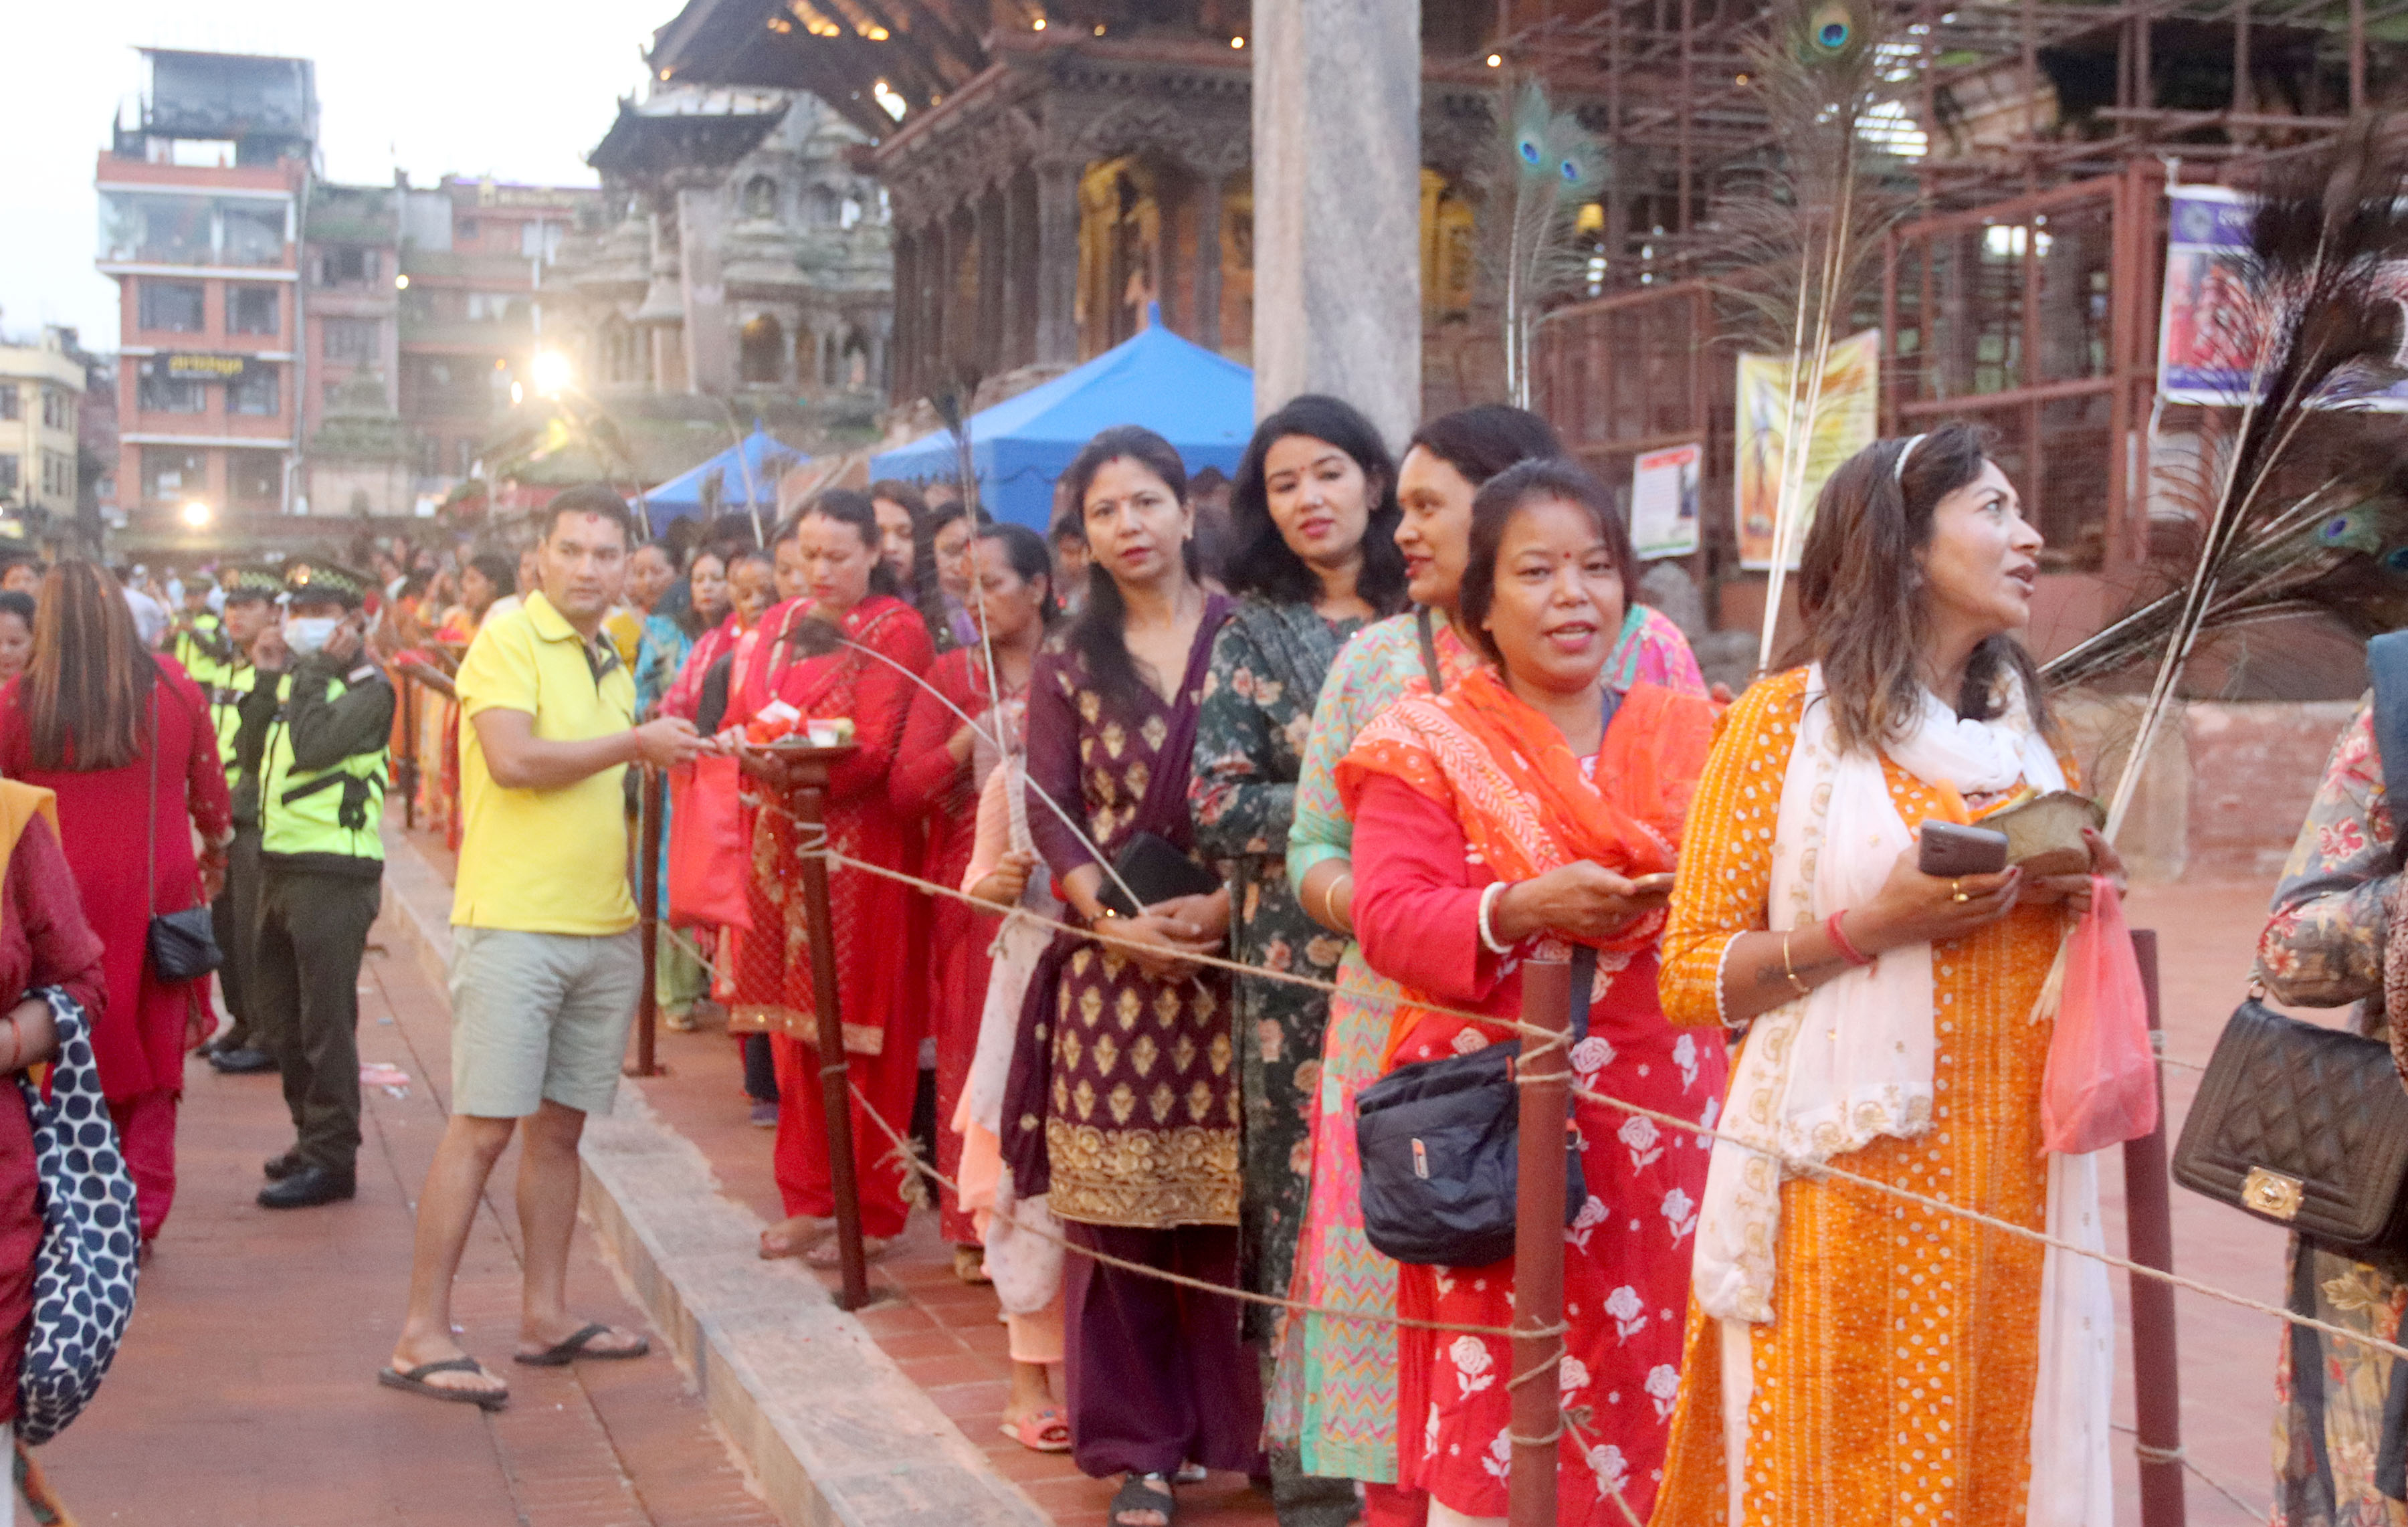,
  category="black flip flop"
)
[378,1356,508,1411]
[513,1321,651,1368]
